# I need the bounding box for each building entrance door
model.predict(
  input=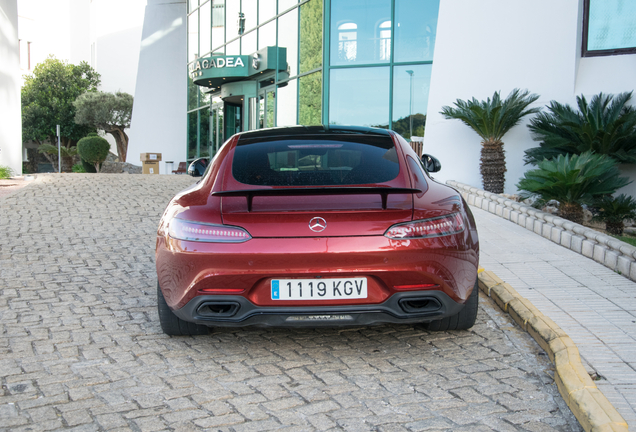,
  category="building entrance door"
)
[258,85,276,129]
[210,101,223,155]
[224,102,242,140]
